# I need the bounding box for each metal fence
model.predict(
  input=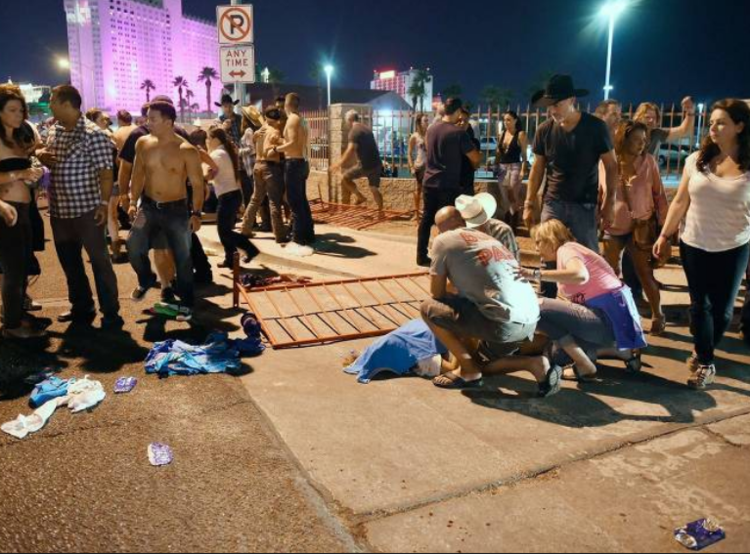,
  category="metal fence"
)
[303,102,710,182]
